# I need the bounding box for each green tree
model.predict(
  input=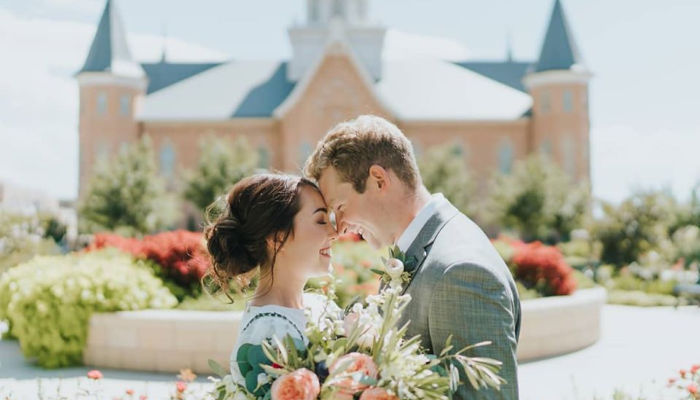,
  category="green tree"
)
[419,143,475,215]
[486,155,591,243]
[183,136,259,213]
[79,136,176,235]
[594,190,677,267]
